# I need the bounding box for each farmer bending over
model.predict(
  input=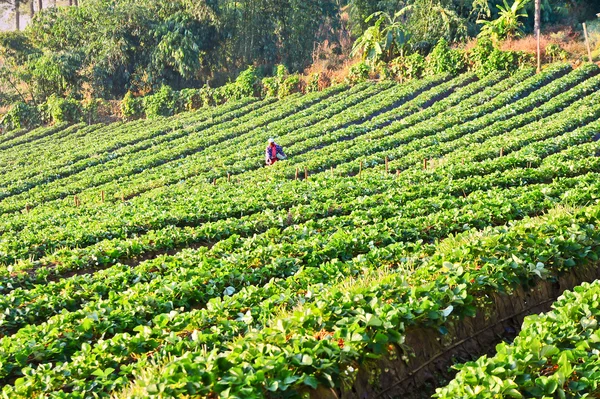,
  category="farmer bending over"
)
[265,138,286,165]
